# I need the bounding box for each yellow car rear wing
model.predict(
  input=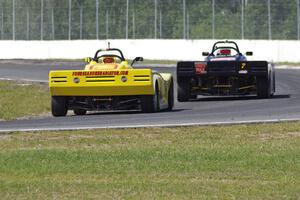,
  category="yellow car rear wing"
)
[49,69,154,96]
